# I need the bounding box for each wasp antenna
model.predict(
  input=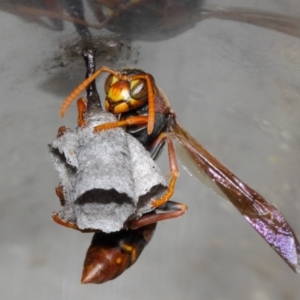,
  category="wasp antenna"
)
[147,98,155,134]
[60,66,118,117]
[146,75,155,134]
[131,73,156,134]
